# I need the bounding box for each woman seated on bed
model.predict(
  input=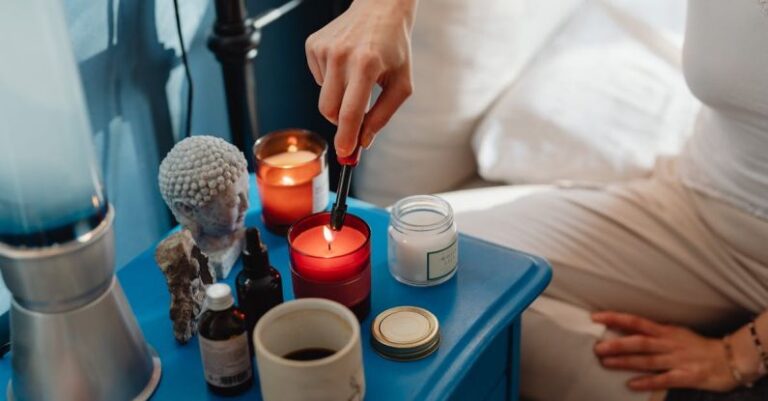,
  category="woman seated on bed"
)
[304,1,768,400]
